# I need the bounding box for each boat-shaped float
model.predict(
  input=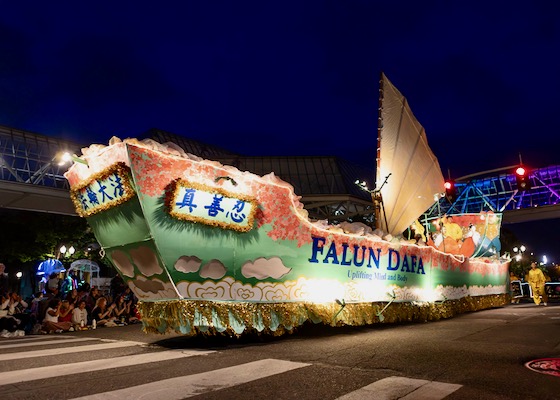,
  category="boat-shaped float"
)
[64,74,509,336]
